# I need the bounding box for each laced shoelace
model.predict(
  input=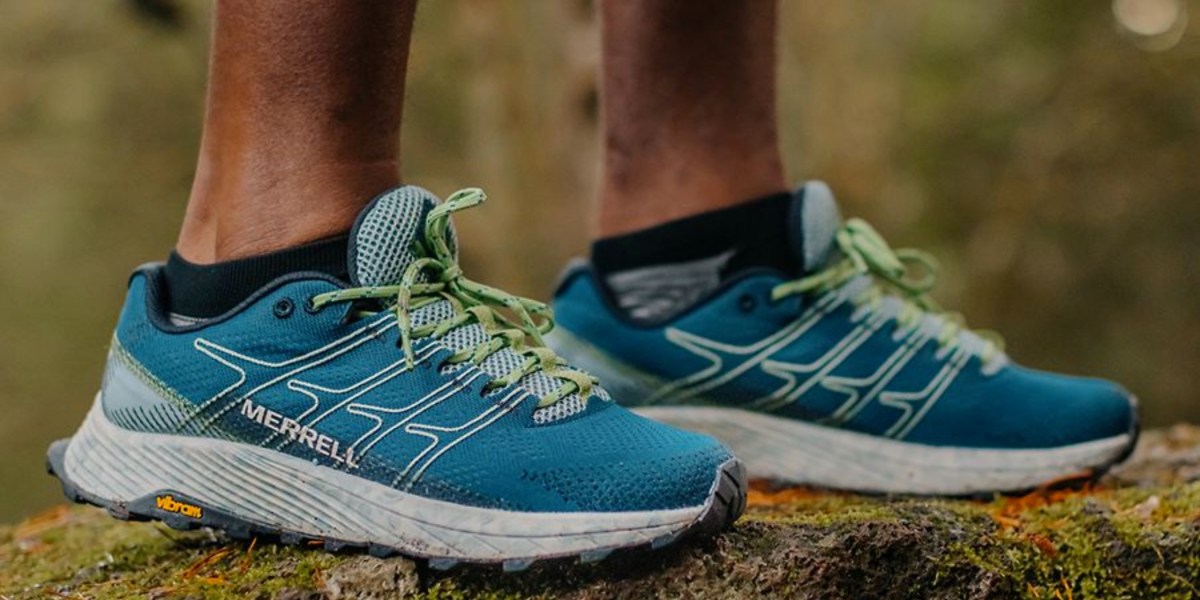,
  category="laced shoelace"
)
[771,218,1004,363]
[309,188,596,408]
